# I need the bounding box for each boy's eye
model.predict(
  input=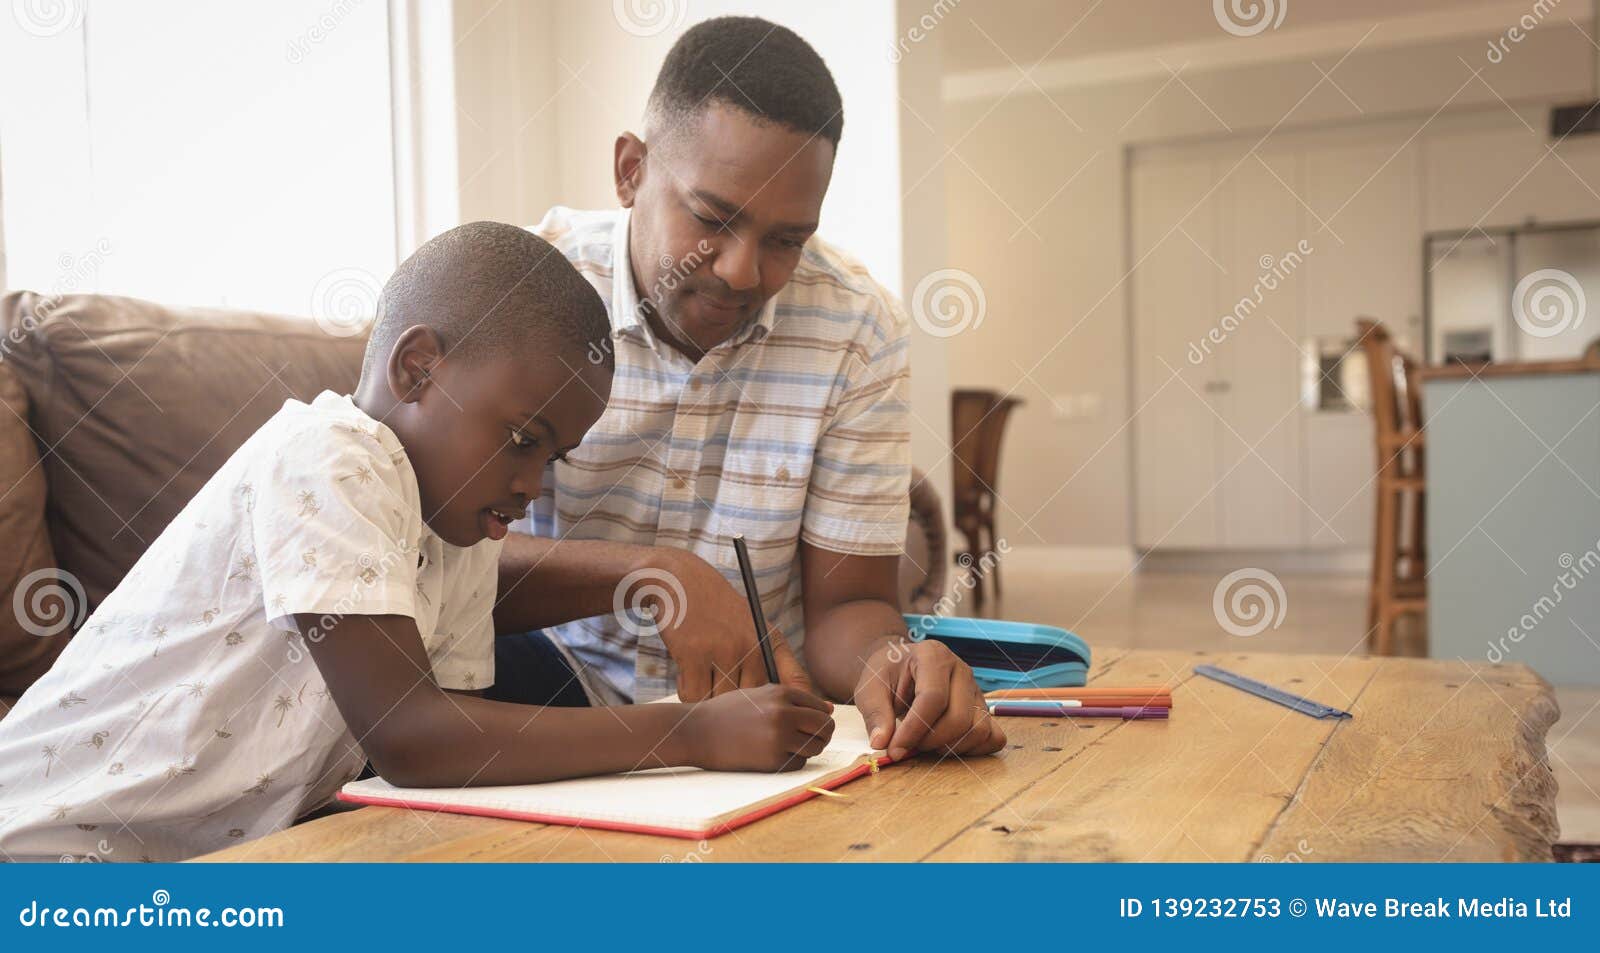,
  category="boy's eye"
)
[507,429,538,450]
